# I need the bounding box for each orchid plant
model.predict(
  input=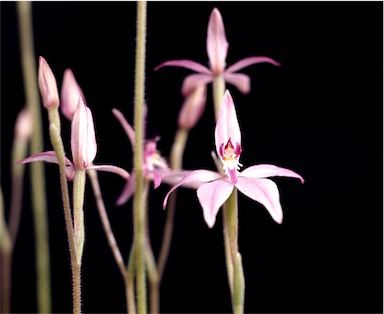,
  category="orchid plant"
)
[1,3,304,314]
